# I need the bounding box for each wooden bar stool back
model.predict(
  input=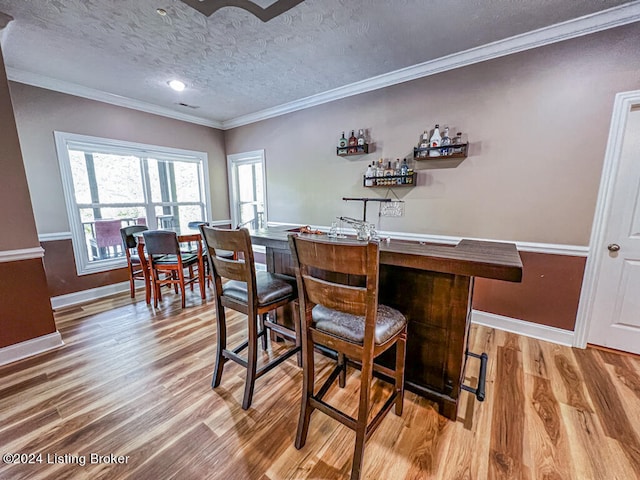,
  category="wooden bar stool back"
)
[288,234,407,480]
[120,225,149,301]
[200,226,300,410]
[142,230,205,308]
